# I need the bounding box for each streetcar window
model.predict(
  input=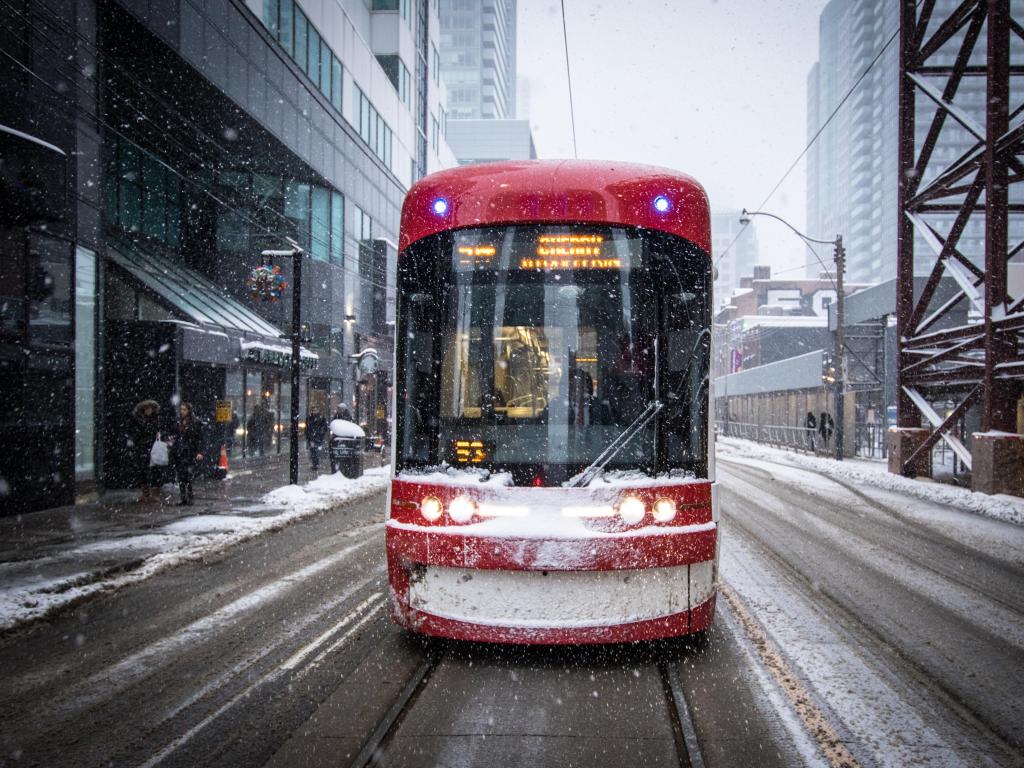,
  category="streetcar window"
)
[396,225,710,484]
